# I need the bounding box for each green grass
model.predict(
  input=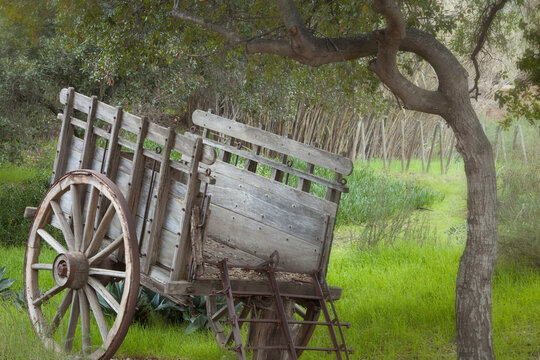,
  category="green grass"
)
[2,242,538,359]
[0,152,538,359]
